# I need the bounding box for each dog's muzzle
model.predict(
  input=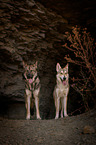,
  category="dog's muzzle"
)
[63,76,66,81]
[60,76,66,81]
[27,73,33,79]
[27,73,33,84]
[60,76,67,85]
